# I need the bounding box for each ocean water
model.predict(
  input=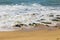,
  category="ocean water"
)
[0,0,60,6]
[0,0,60,31]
